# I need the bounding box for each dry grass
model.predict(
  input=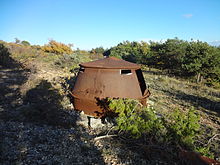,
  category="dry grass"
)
[143,67,220,158]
